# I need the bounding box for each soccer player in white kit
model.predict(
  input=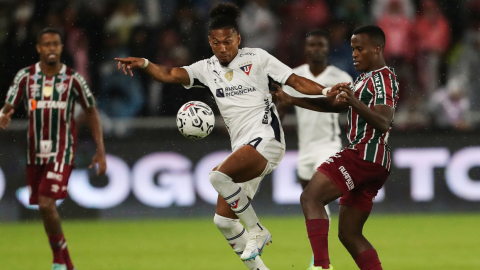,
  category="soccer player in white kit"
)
[278,29,353,268]
[115,3,348,270]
